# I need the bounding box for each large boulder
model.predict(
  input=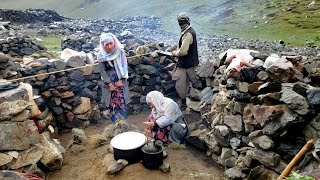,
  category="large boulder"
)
[40,133,65,170]
[0,120,40,151]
